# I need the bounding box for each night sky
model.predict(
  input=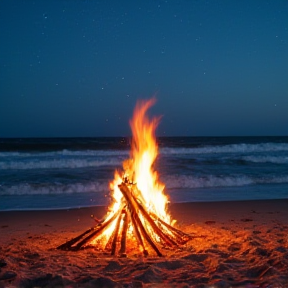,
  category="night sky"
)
[0,1,287,137]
